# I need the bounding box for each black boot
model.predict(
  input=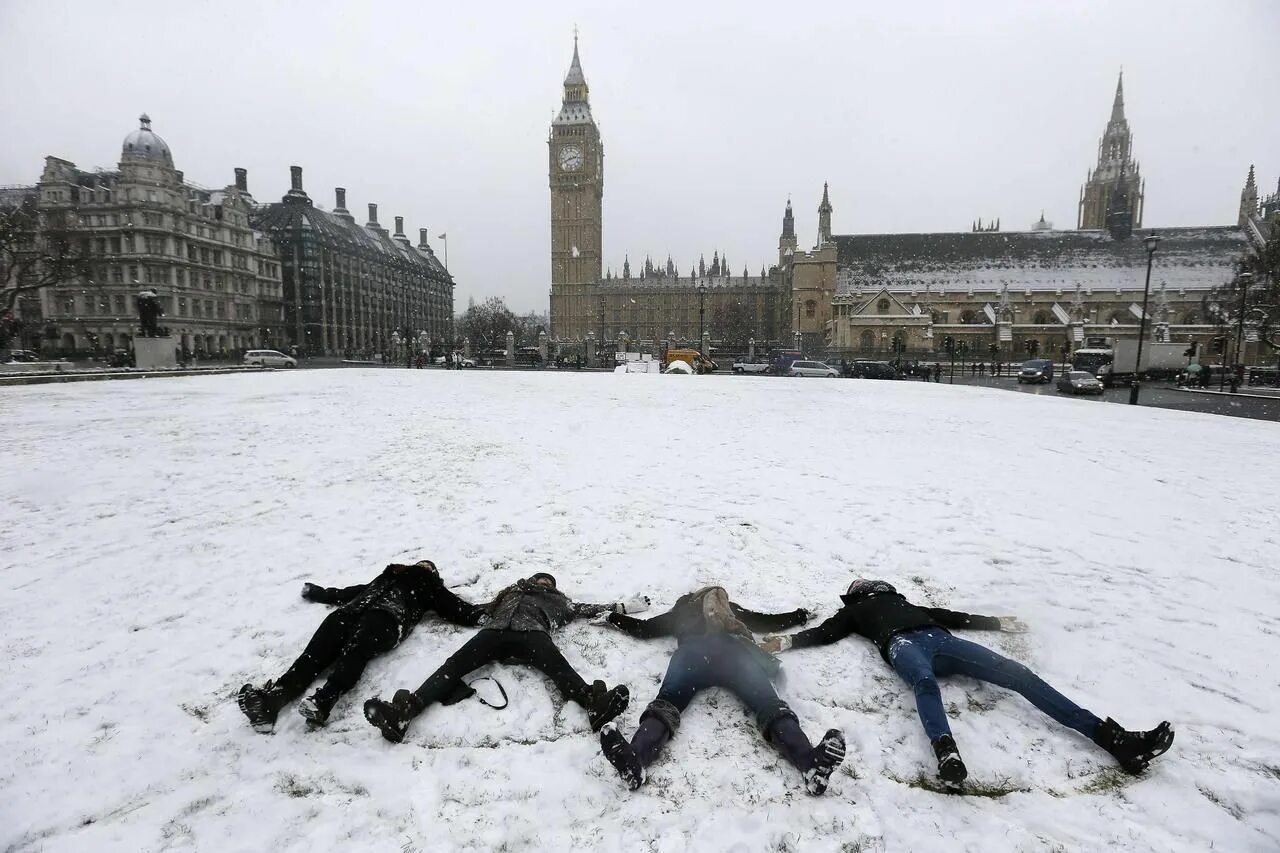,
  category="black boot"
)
[238,681,285,734]
[586,681,630,732]
[932,735,968,786]
[804,729,847,796]
[600,723,646,790]
[363,689,423,743]
[299,686,339,727]
[1092,718,1174,774]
